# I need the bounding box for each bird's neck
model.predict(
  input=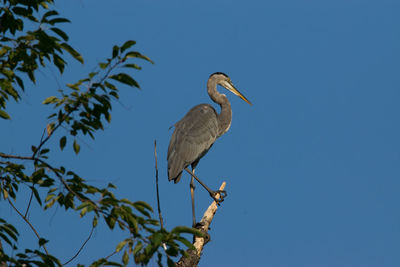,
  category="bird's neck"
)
[207,79,232,137]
